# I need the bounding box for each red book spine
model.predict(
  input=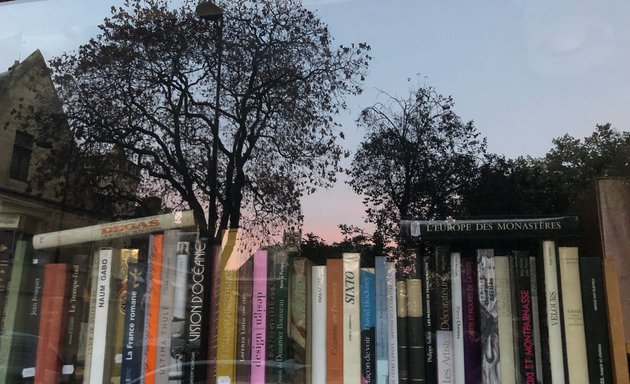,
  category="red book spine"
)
[326,258,344,384]
[35,263,70,384]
